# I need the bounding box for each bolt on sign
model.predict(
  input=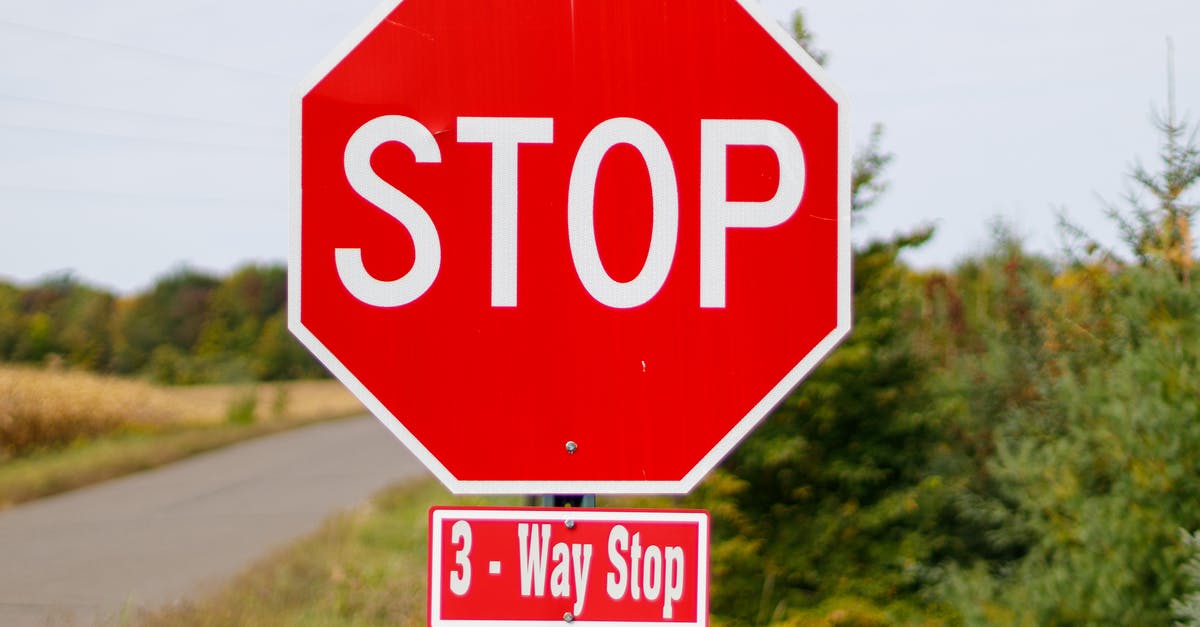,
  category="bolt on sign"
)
[291,0,850,496]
